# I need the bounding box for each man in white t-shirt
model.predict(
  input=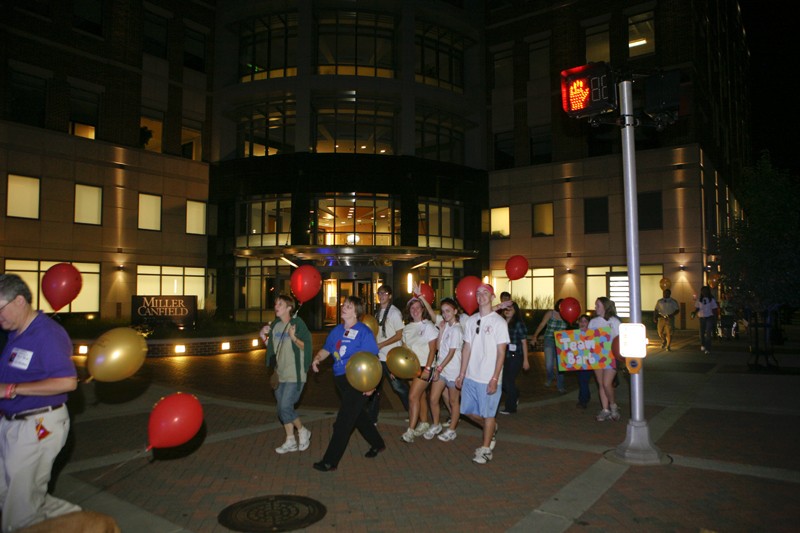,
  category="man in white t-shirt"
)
[456,283,509,465]
[367,285,408,423]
